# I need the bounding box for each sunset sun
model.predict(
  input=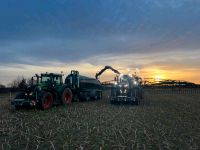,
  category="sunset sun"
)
[154,75,165,82]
